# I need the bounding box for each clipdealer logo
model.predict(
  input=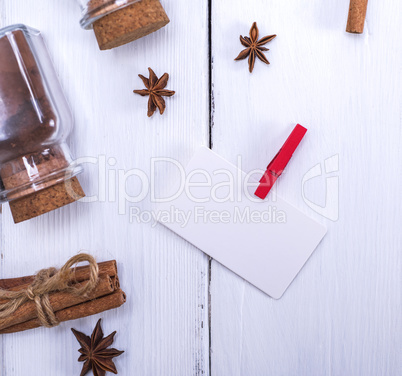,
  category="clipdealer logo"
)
[129,205,287,227]
[65,154,339,223]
